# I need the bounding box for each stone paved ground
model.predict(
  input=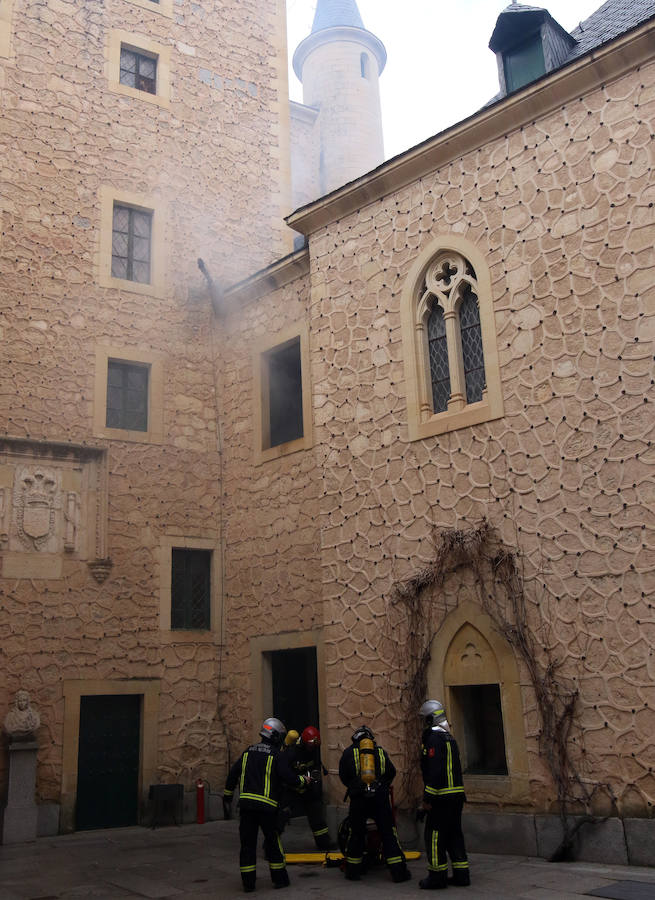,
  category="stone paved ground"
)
[1,821,655,899]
